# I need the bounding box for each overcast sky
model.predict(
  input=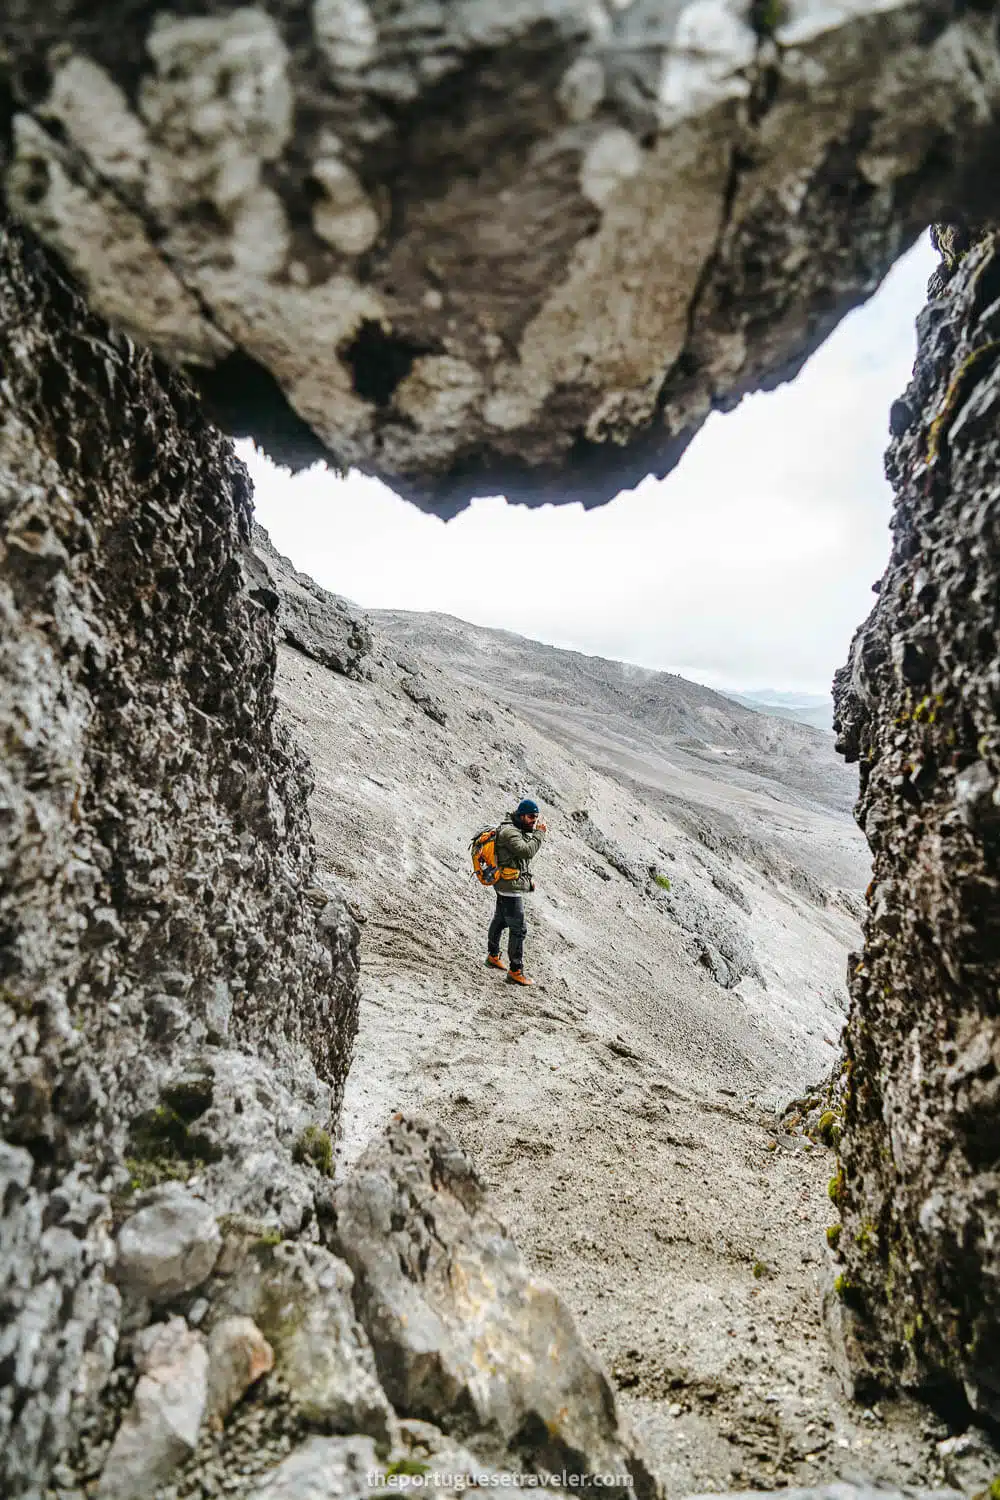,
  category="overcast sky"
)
[245,233,934,696]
